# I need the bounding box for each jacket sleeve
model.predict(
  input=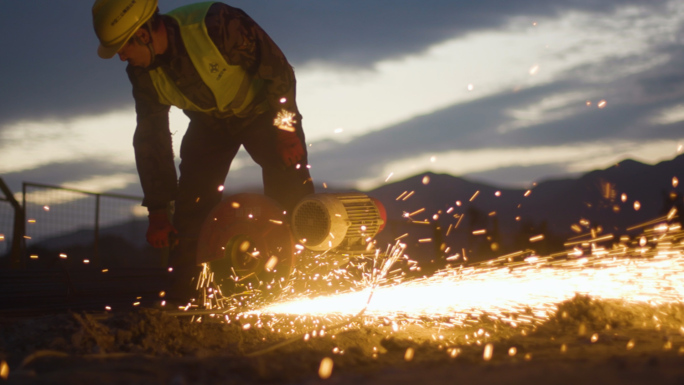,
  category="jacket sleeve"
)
[127,66,177,211]
[207,4,299,115]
